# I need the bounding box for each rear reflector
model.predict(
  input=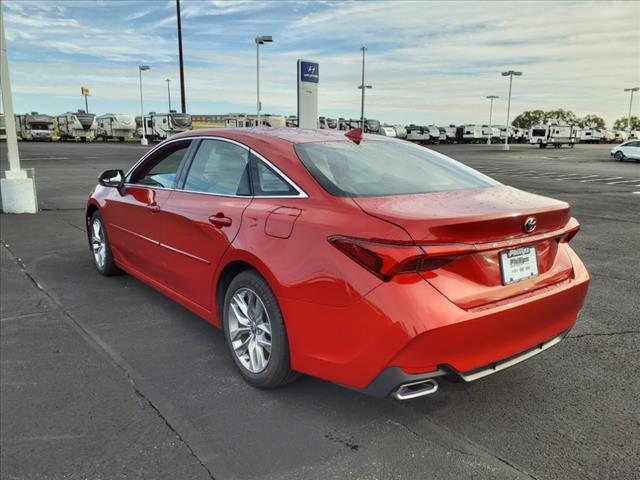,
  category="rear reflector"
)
[329,236,475,280]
